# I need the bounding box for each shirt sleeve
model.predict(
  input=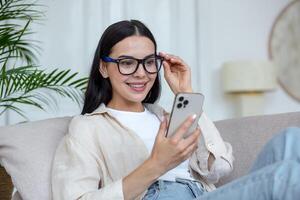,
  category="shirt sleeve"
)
[51,129,124,200]
[189,112,234,184]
